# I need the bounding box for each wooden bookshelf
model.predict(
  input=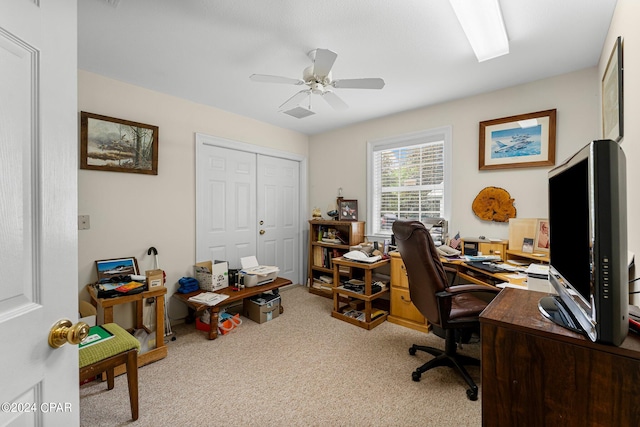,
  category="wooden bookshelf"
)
[307,219,365,297]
